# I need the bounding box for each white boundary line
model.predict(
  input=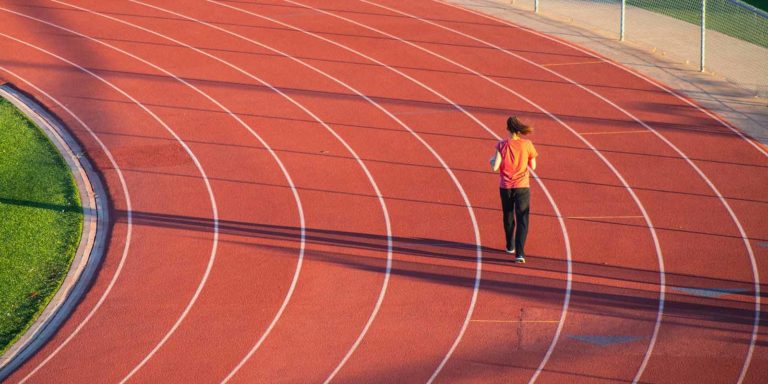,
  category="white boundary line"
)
[208,1,572,383]
[0,68,119,382]
[0,28,220,384]
[294,1,666,382]
[408,2,761,382]
[76,0,401,382]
